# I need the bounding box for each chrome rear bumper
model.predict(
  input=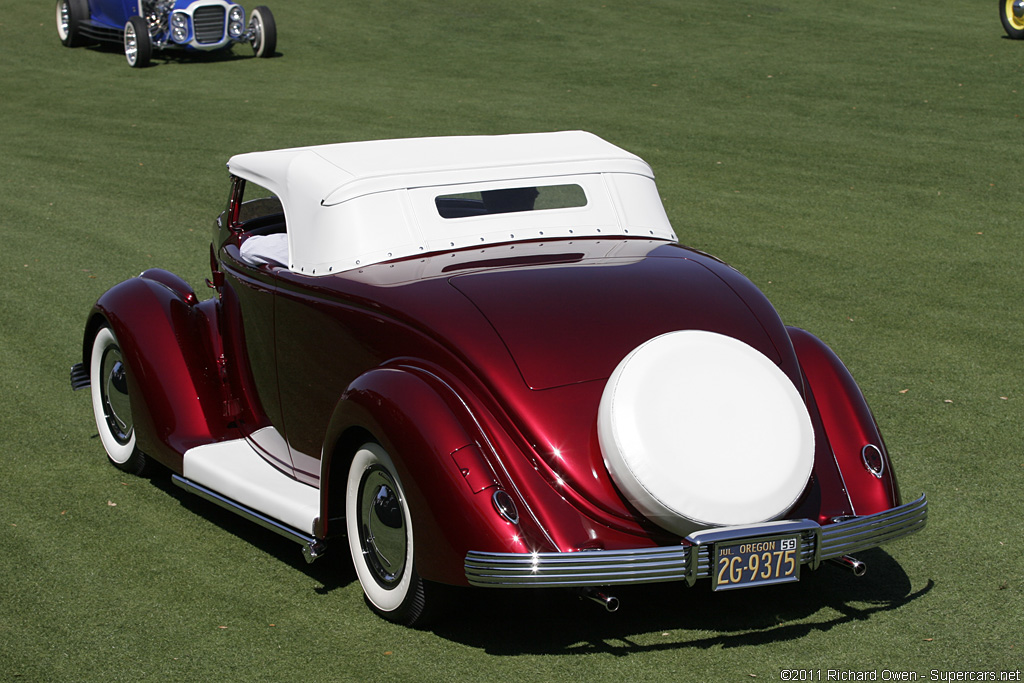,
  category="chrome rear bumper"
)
[464,494,926,588]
